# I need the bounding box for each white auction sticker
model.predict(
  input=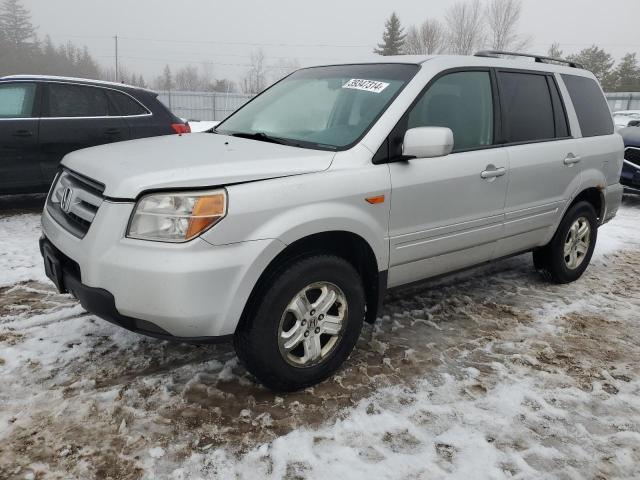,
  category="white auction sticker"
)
[342,78,390,93]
